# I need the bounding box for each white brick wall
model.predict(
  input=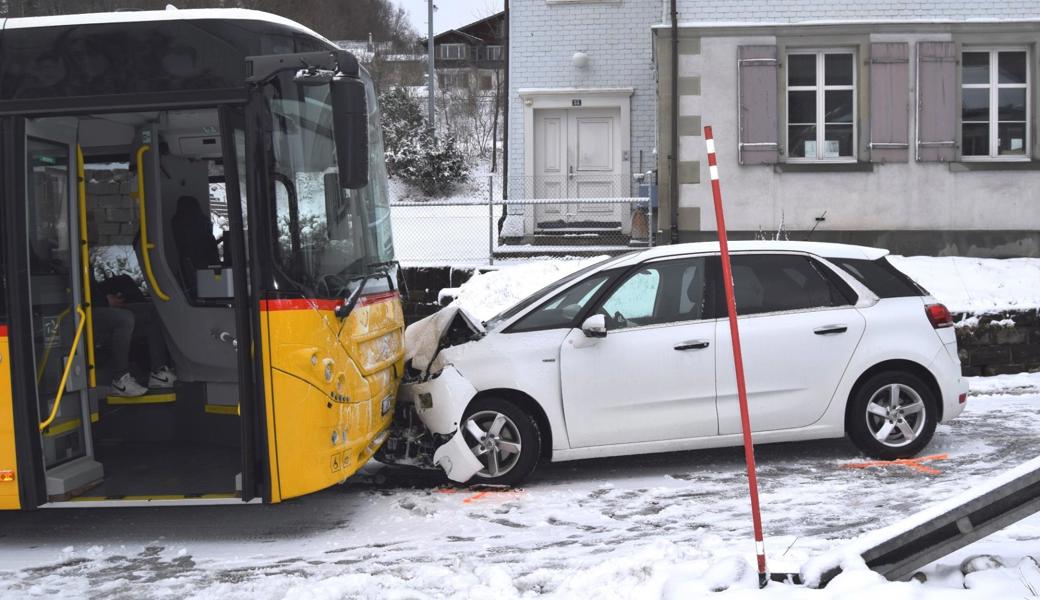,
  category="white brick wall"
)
[507,0,659,198]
